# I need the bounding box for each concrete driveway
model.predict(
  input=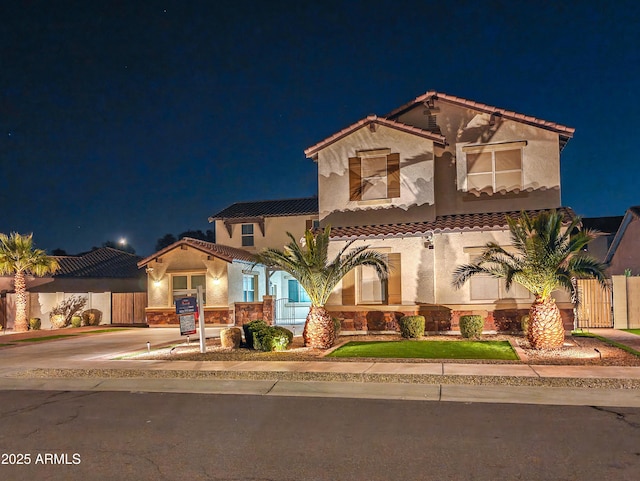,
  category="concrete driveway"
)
[0,327,217,374]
